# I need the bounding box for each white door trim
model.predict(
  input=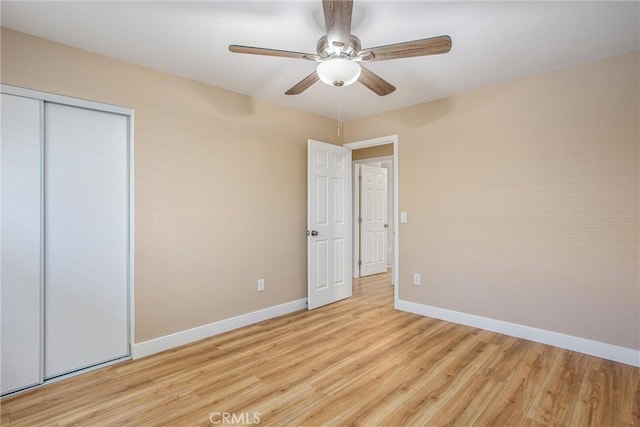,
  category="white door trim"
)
[0,84,132,116]
[344,135,399,309]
